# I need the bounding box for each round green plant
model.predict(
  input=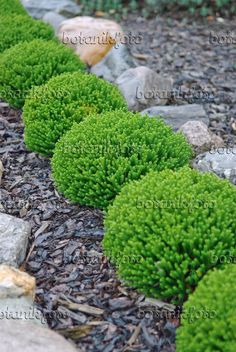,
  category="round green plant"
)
[23,72,127,156]
[52,111,192,209]
[0,15,55,53]
[0,0,27,15]
[176,265,236,352]
[102,167,236,304]
[0,39,86,109]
